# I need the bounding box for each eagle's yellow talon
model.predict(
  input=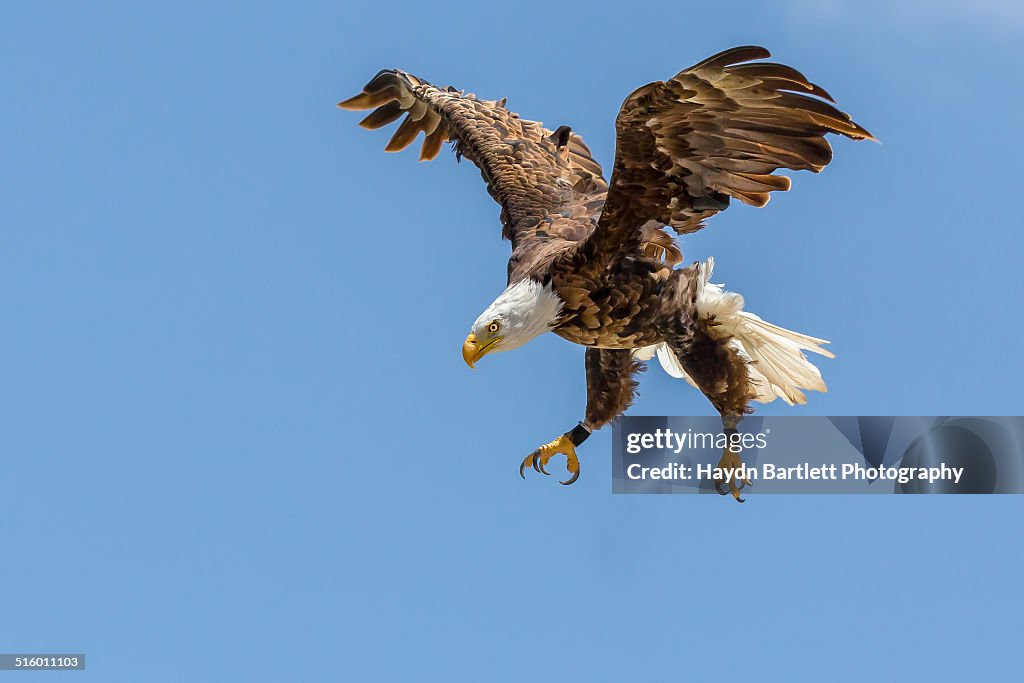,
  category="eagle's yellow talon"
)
[560,449,581,486]
[533,447,550,475]
[521,434,581,486]
[714,446,751,503]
